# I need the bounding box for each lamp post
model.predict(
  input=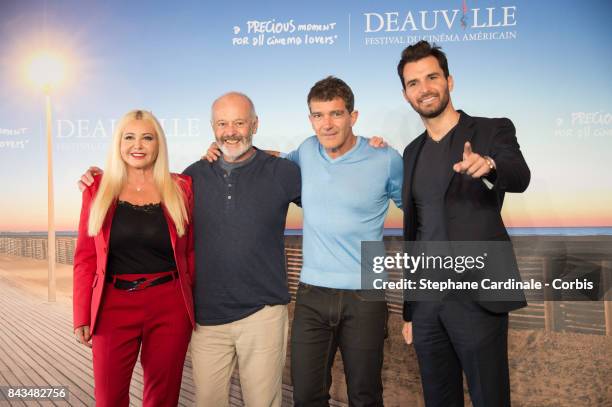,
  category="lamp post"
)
[28,52,64,302]
[45,85,56,302]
